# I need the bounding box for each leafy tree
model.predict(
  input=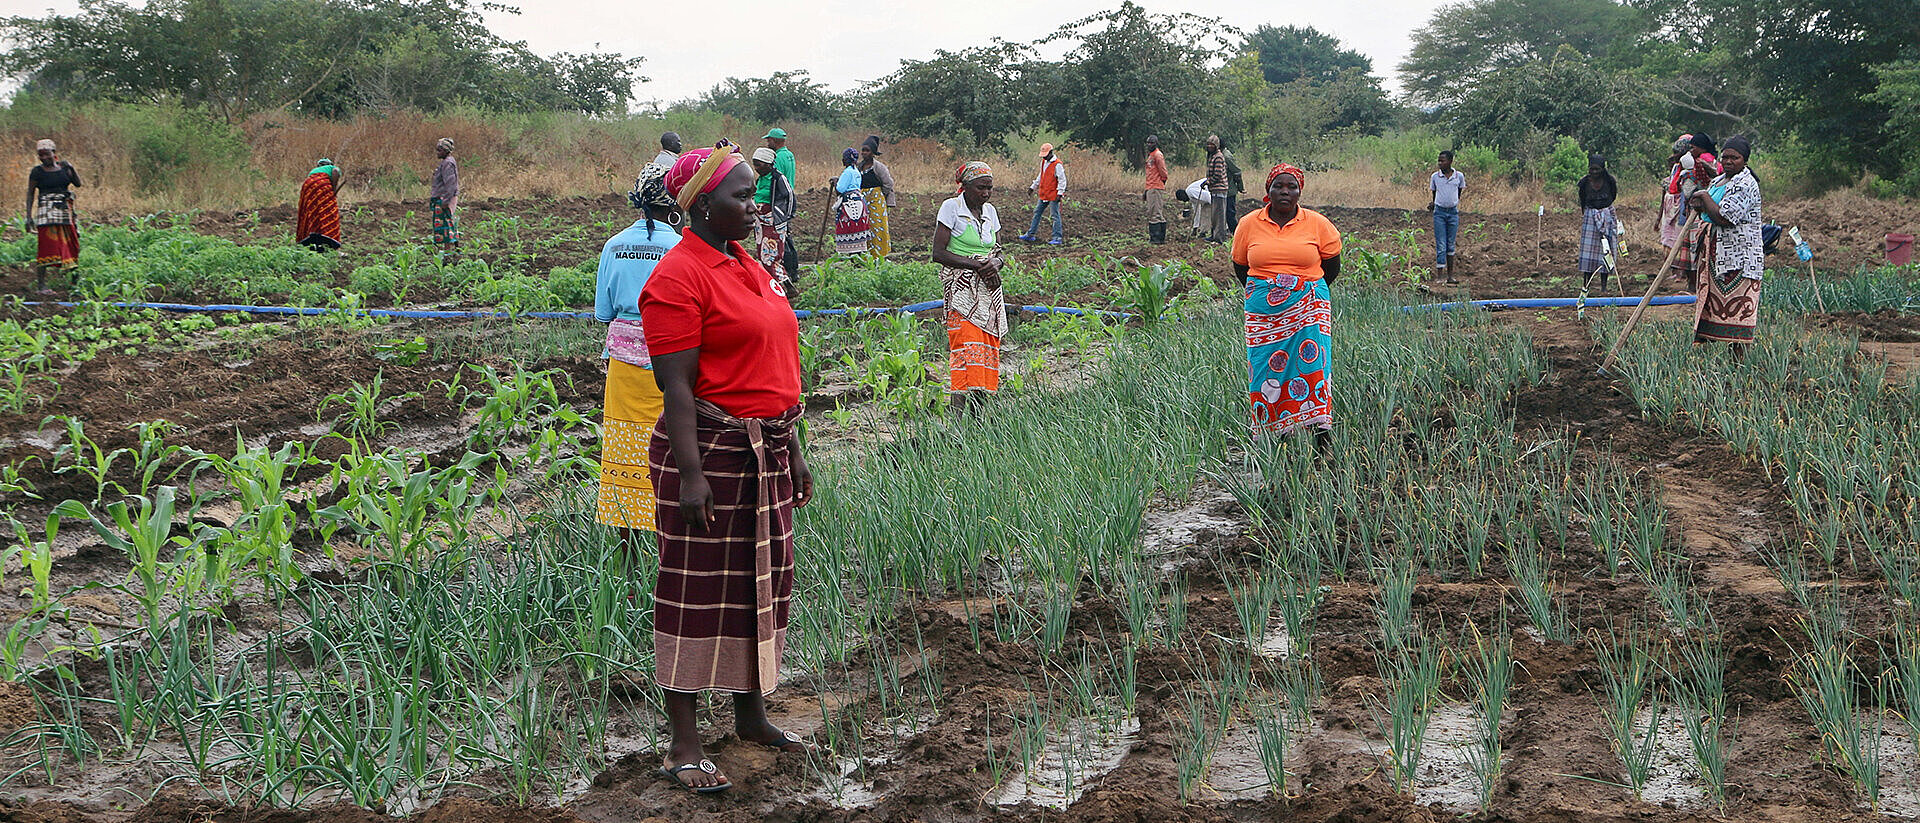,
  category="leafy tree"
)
[1399,0,1646,108]
[1442,46,1660,171]
[1632,0,1920,181]
[0,0,645,118]
[866,44,1029,153]
[1865,61,1920,193]
[688,71,849,126]
[1246,25,1373,86]
[1030,2,1238,167]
